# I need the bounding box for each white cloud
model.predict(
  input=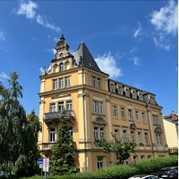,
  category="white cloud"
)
[0,31,5,41]
[95,52,122,79]
[133,22,142,39]
[40,67,46,75]
[150,0,177,35]
[153,35,171,51]
[52,48,56,55]
[131,56,140,66]
[16,1,61,32]
[0,72,9,80]
[150,0,177,50]
[17,0,37,19]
